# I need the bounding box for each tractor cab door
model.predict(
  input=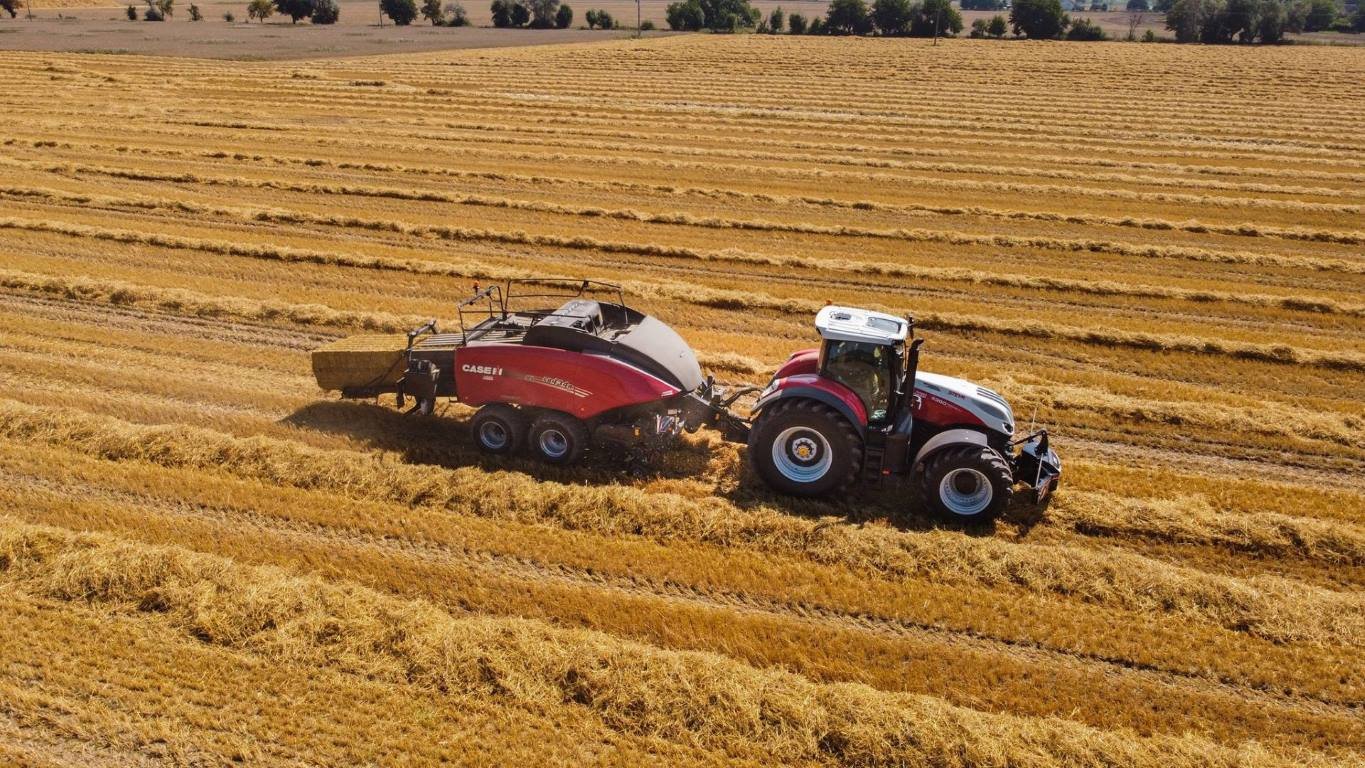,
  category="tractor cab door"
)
[820,340,896,424]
